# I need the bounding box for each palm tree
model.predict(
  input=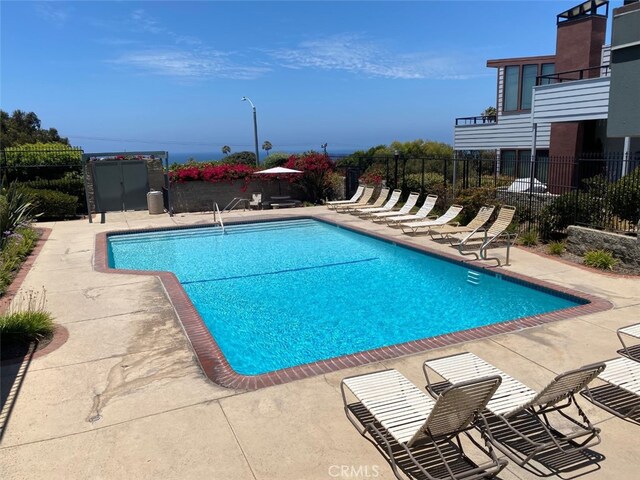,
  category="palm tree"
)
[262,140,272,156]
[222,145,231,156]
